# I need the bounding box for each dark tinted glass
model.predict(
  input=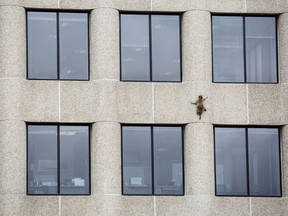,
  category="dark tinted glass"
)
[122,126,152,195]
[121,15,150,81]
[215,128,247,195]
[59,13,89,80]
[213,16,244,82]
[60,126,90,195]
[248,128,280,196]
[28,126,58,195]
[151,16,181,81]
[245,17,277,83]
[153,127,183,195]
[28,12,57,79]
